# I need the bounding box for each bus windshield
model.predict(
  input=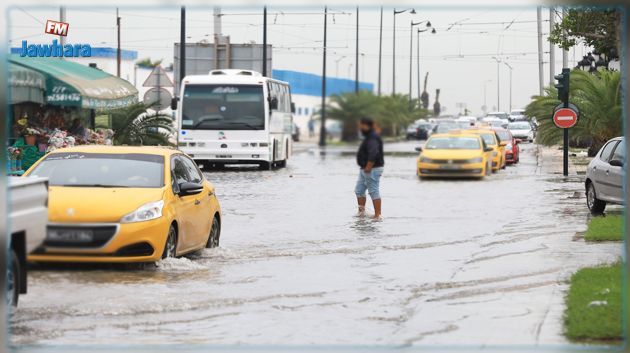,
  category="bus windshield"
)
[181,84,265,130]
